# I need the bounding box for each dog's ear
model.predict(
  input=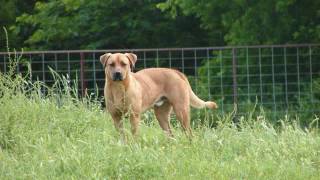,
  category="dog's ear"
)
[100,53,112,68]
[125,53,137,70]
